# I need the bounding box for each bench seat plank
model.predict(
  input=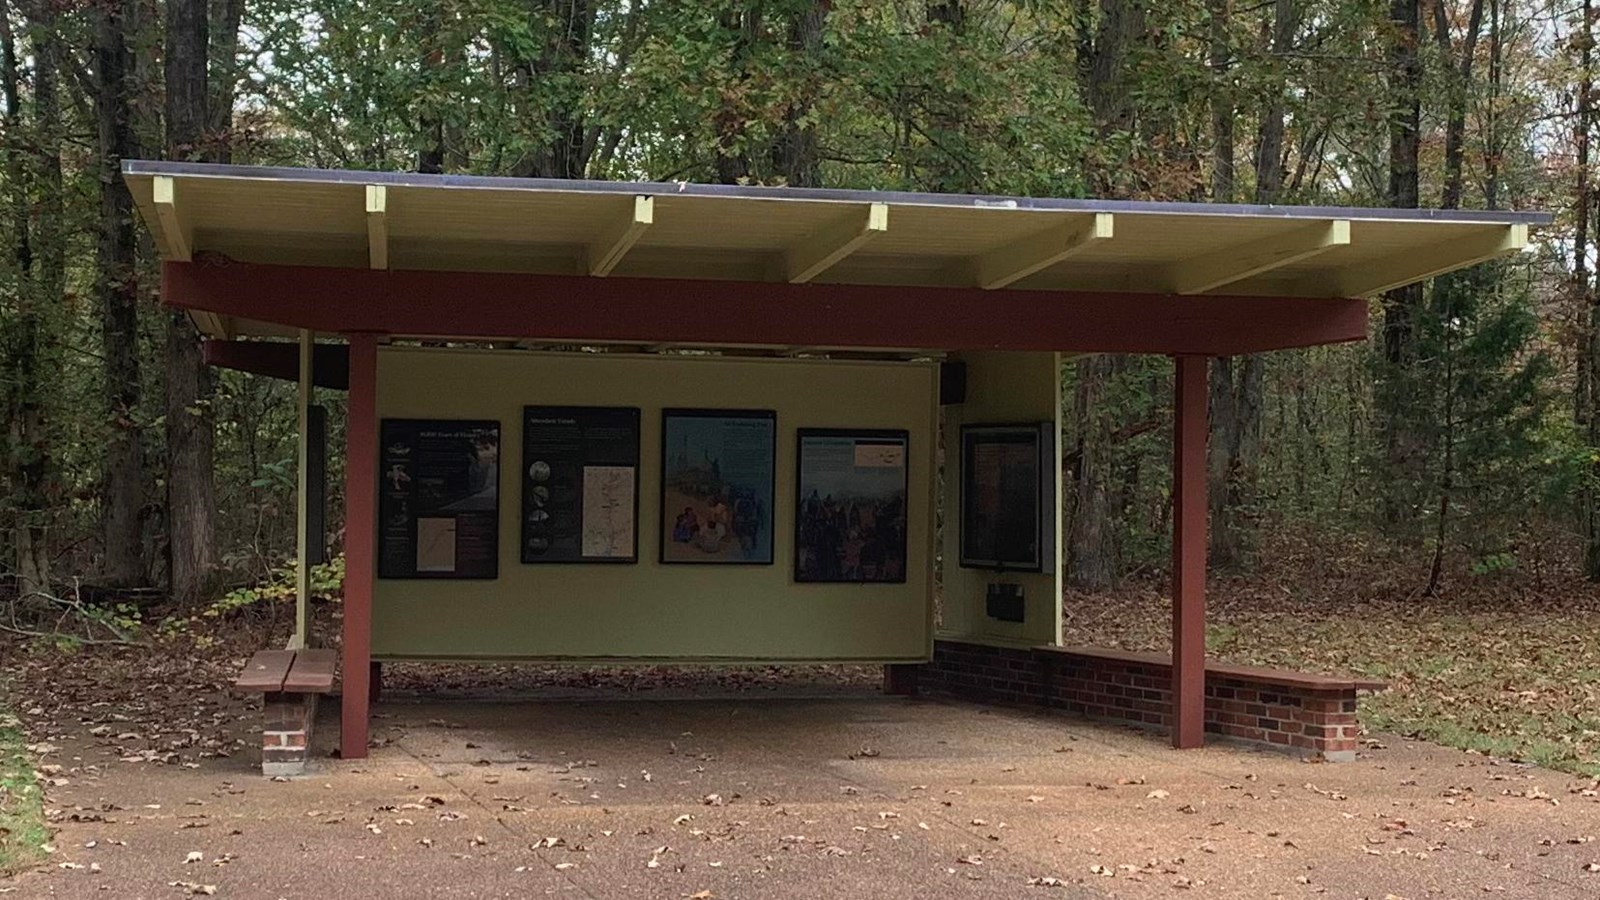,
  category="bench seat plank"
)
[282,648,337,693]
[236,650,295,692]
[1035,644,1386,693]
